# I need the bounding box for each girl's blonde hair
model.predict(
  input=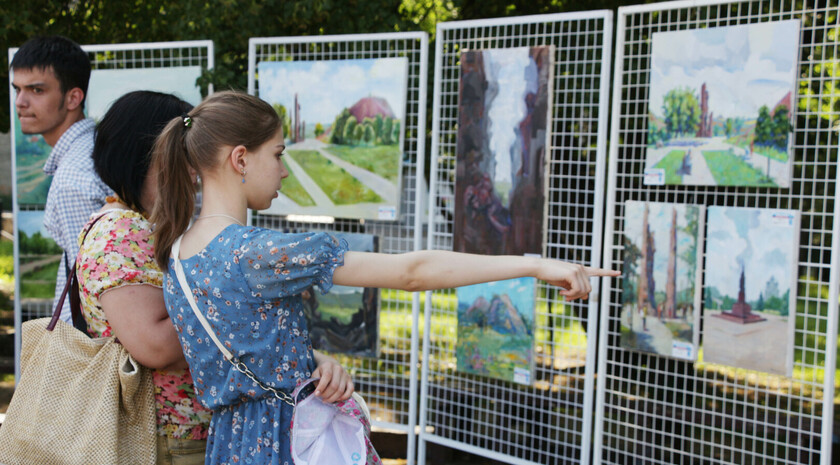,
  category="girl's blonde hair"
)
[150,90,281,268]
